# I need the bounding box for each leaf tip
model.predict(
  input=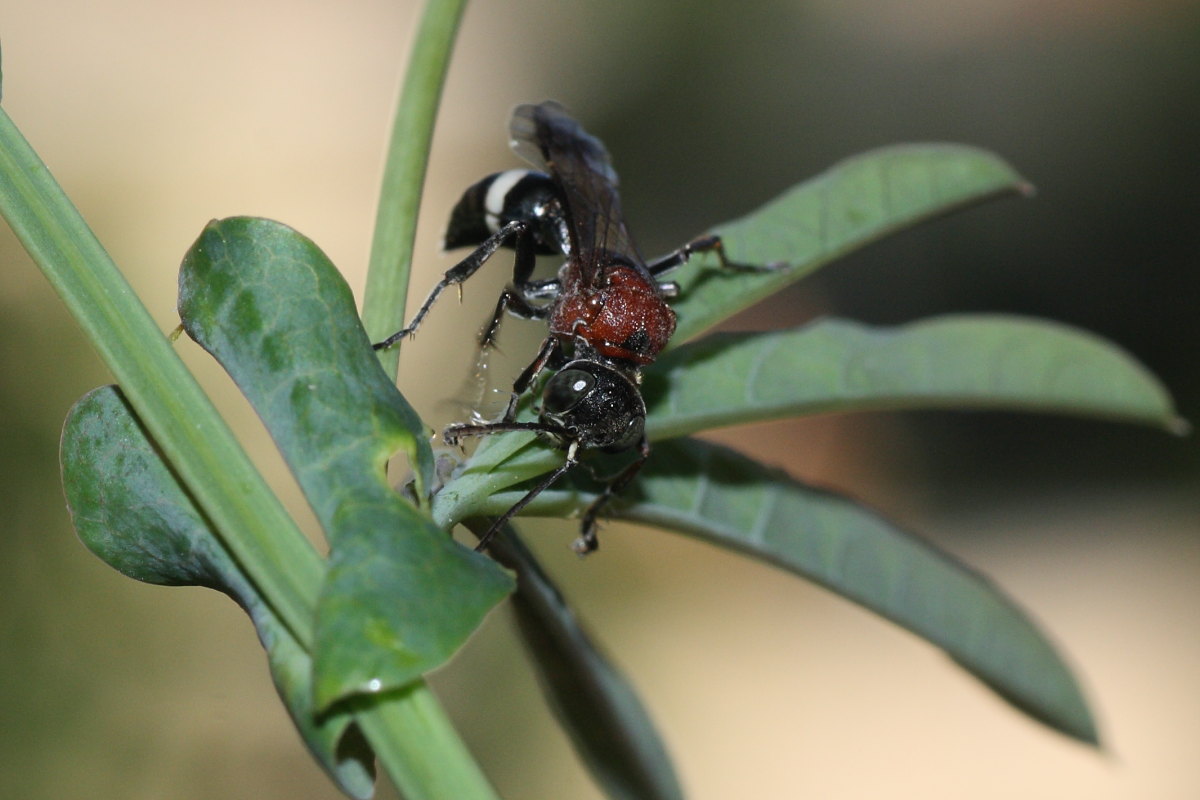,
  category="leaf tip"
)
[1165,415,1192,437]
[1069,713,1102,750]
